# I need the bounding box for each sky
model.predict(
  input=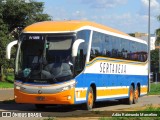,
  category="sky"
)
[37,0,160,34]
